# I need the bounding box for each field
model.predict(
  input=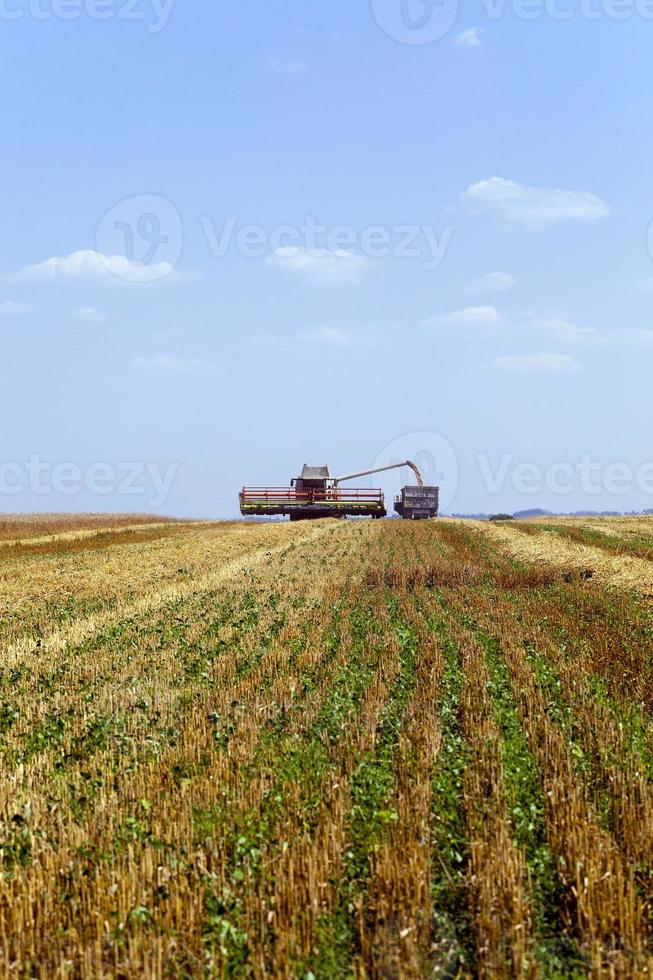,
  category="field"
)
[0,514,652,977]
